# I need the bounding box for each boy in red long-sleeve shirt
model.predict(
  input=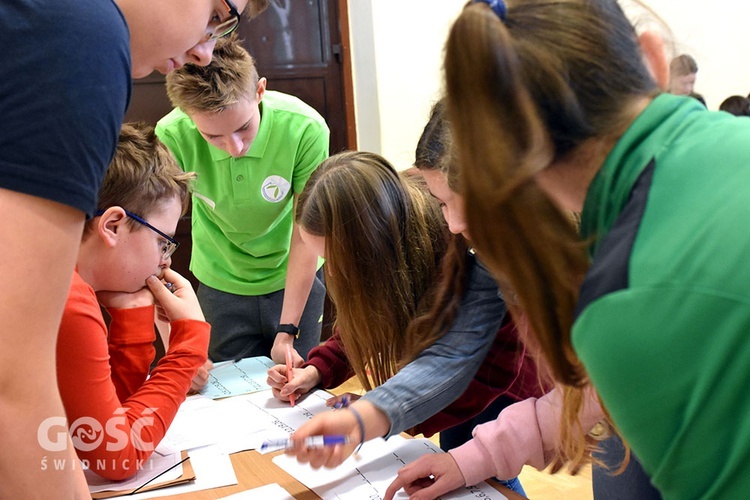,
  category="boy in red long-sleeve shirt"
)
[53,123,210,481]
